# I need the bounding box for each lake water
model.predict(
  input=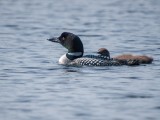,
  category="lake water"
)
[0,0,160,120]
